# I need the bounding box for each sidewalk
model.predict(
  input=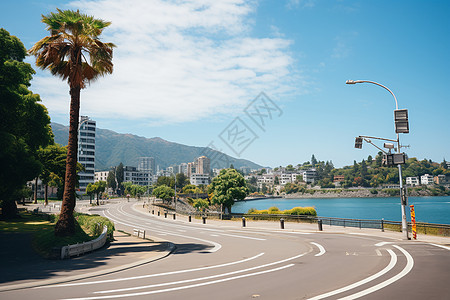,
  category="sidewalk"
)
[0,206,174,292]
